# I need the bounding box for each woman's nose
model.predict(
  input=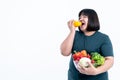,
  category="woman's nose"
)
[79,18,83,21]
